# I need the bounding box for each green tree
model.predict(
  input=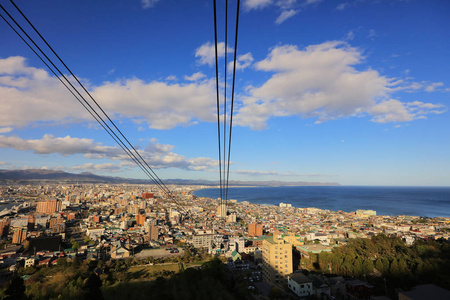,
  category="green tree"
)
[389,258,399,276]
[362,259,374,275]
[398,258,408,274]
[375,258,384,274]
